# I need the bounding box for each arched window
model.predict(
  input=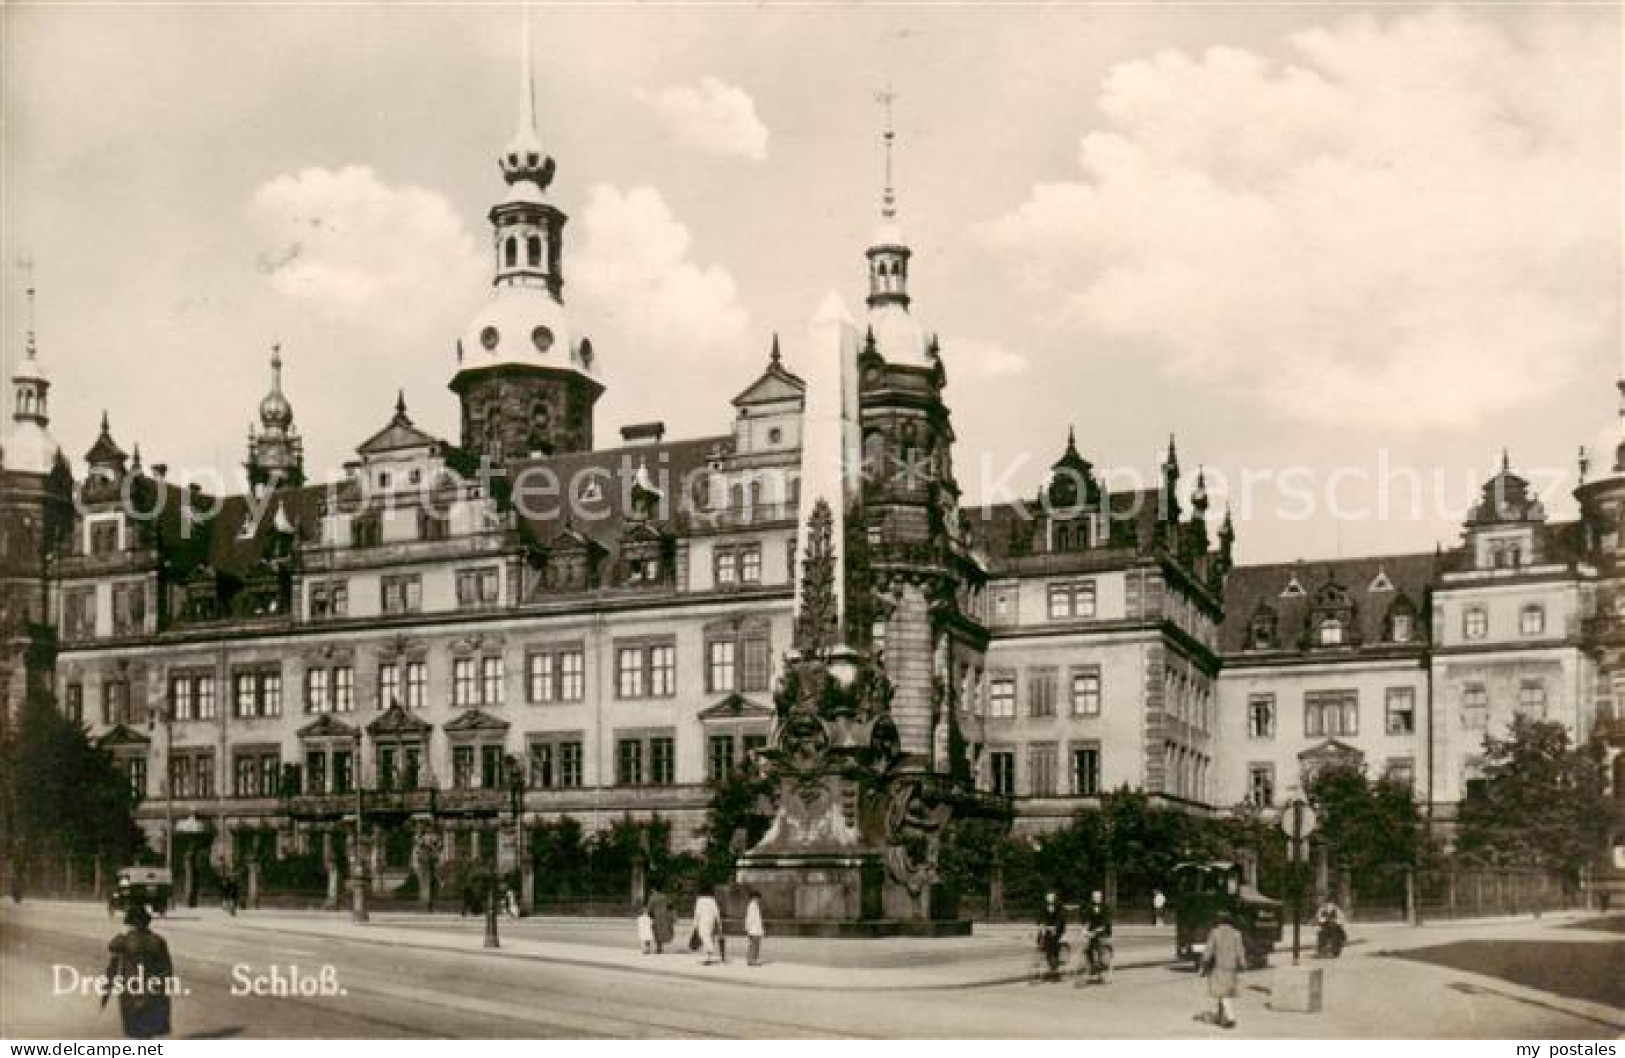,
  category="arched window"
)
[526,234,542,268]
[504,237,517,269]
